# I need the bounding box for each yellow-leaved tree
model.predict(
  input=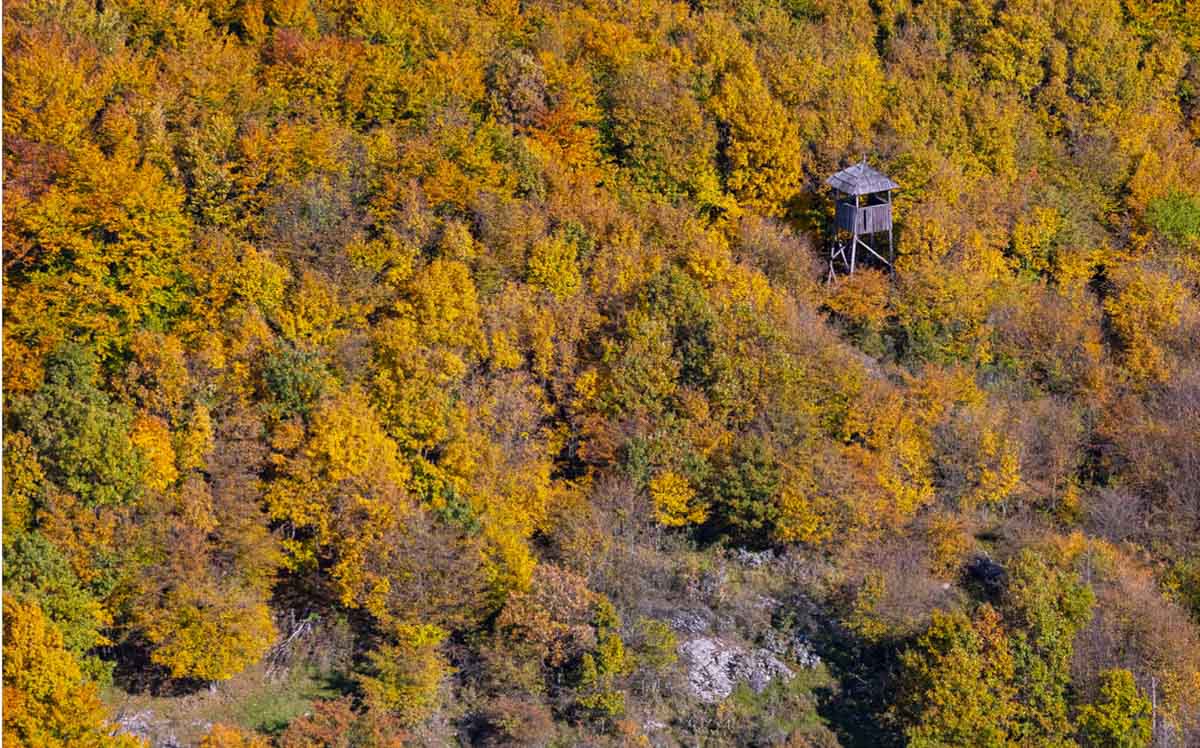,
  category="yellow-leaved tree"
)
[1103,265,1186,386]
[2,596,144,747]
[698,16,805,216]
[649,470,708,527]
[266,387,414,618]
[358,623,452,726]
